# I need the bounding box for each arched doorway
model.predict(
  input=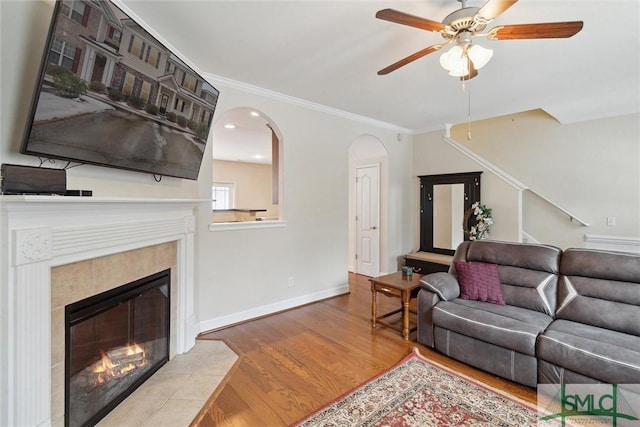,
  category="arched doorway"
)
[348,135,388,277]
